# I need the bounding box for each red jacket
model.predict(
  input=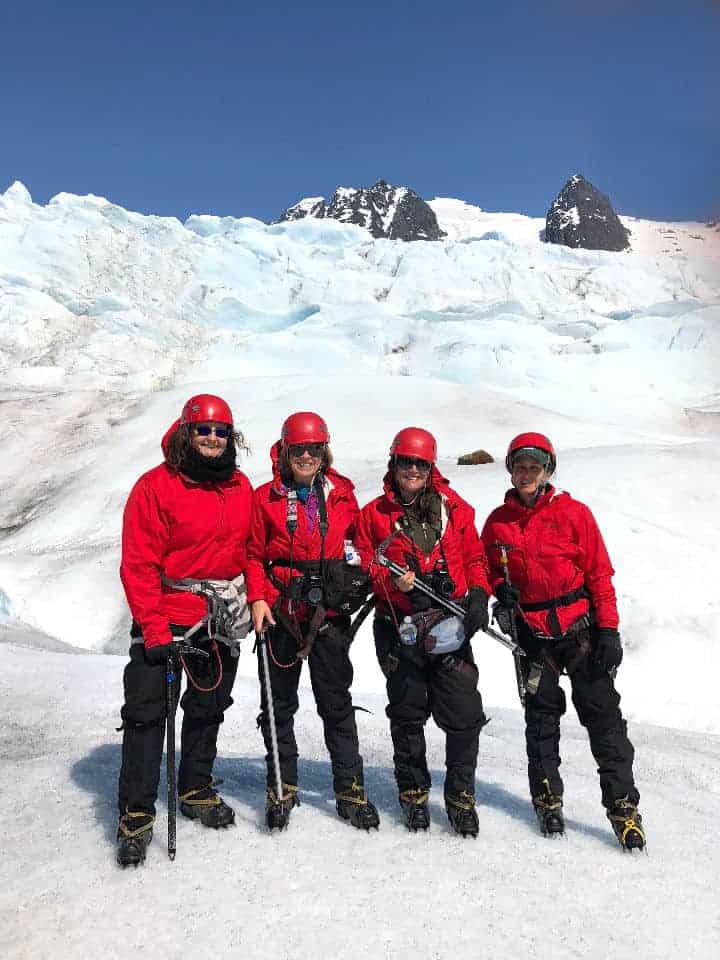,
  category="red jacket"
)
[481,485,618,635]
[355,467,491,617]
[246,443,359,619]
[119,421,253,649]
